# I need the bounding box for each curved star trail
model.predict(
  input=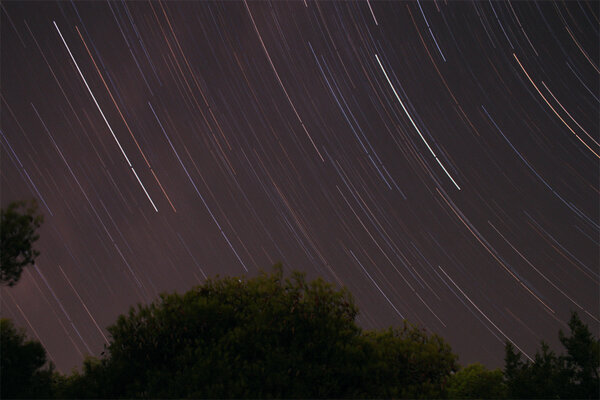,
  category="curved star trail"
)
[1,1,598,371]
